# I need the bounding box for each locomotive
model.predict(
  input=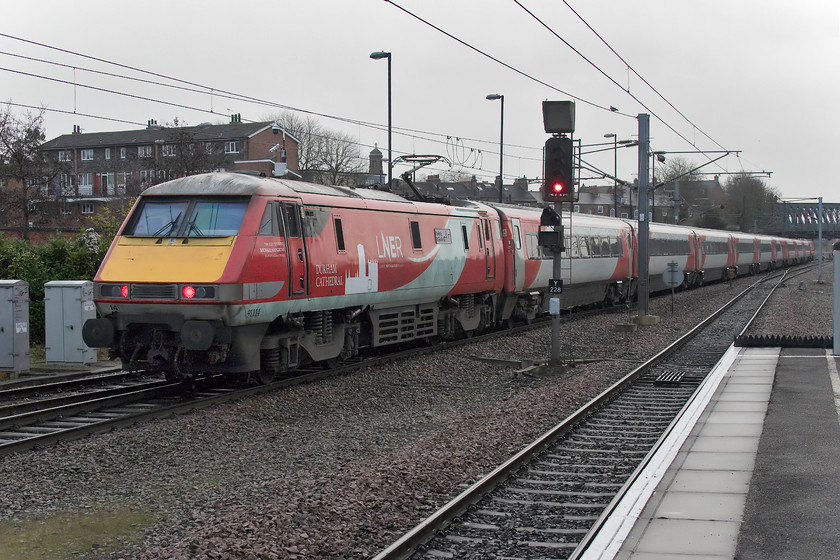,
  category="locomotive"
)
[81,172,813,383]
